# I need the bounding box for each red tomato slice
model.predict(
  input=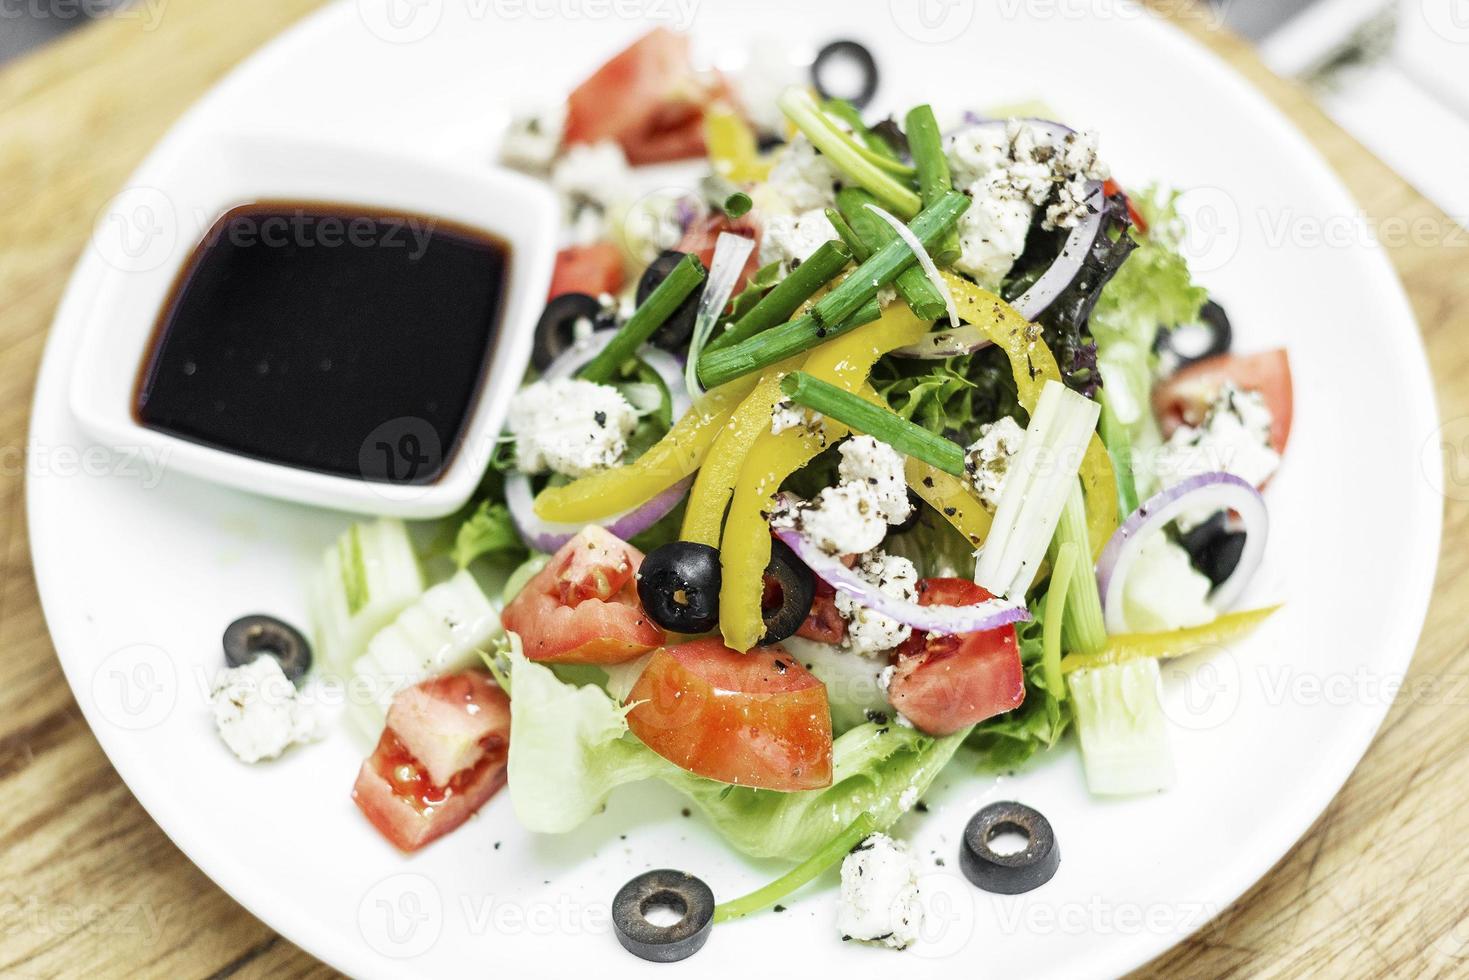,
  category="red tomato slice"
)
[888,579,1025,737]
[677,214,761,289]
[549,243,625,300]
[564,28,726,165]
[1153,349,1293,455]
[502,526,665,664]
[351,670,510,852]
[627,638,833,791]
